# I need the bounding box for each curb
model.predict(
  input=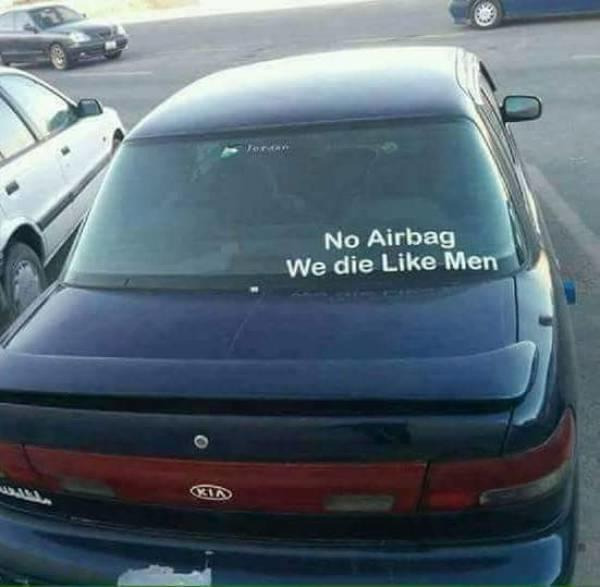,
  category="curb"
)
[93,0,378,24]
